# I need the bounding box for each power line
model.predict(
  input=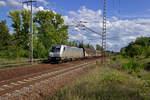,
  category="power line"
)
[71,20,102,37]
